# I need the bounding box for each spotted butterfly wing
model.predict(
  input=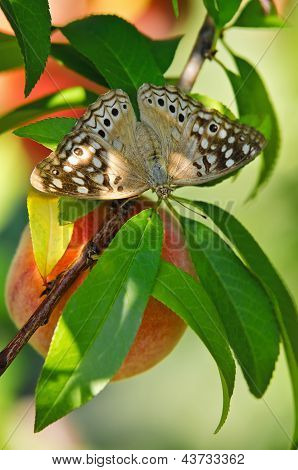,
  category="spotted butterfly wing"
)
[138,84,266,186]
[30,89,150,199]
